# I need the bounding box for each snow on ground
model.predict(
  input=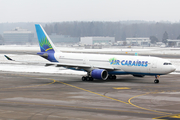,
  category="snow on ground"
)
[0,64,87,75]
[0,45,160,52]
[1,45,180,56]
[0,45,39,52]
[0,54,87,76]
